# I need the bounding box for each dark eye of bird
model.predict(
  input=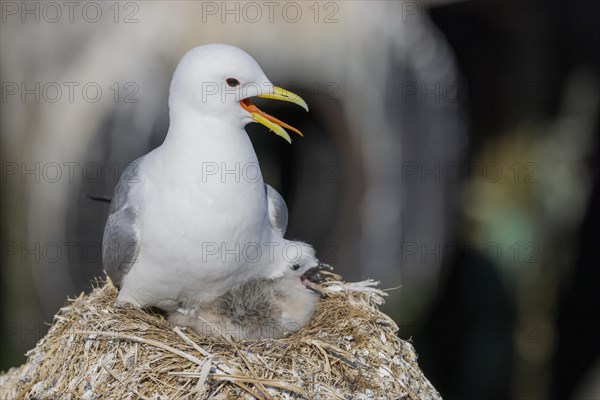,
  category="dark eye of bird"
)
[226,78,240,87]
[292,264,301,271]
